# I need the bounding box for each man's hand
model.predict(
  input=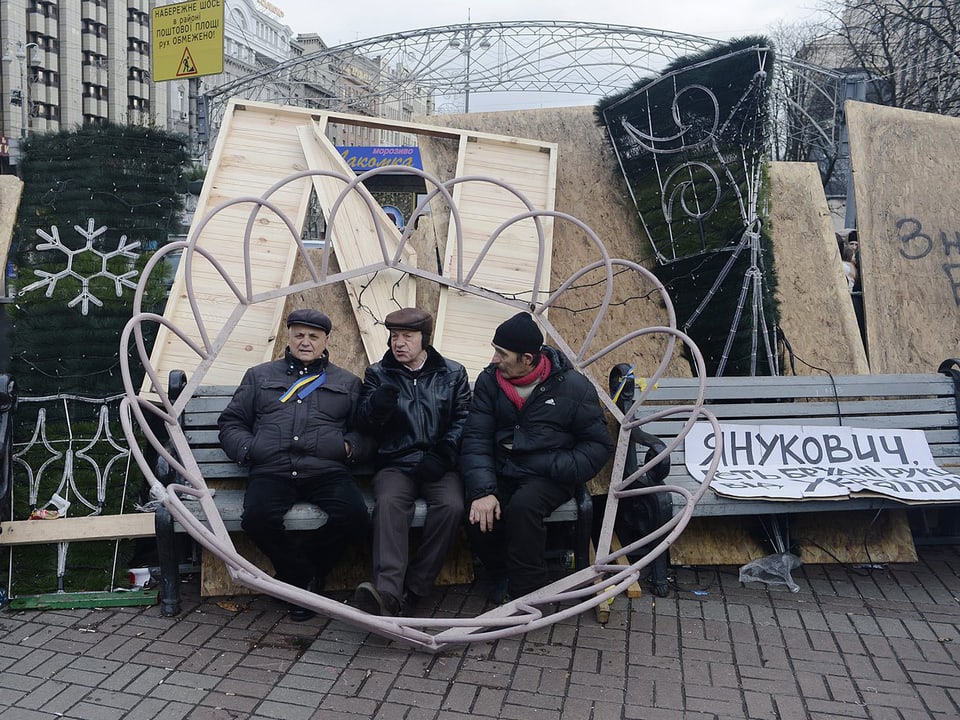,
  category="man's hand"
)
[469,495,501,533]
[371,384,399,414]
